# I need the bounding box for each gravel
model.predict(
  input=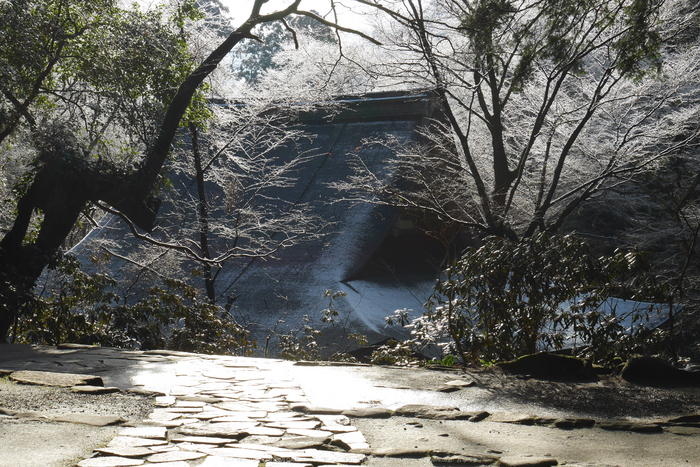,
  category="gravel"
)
[0,377,154,421]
